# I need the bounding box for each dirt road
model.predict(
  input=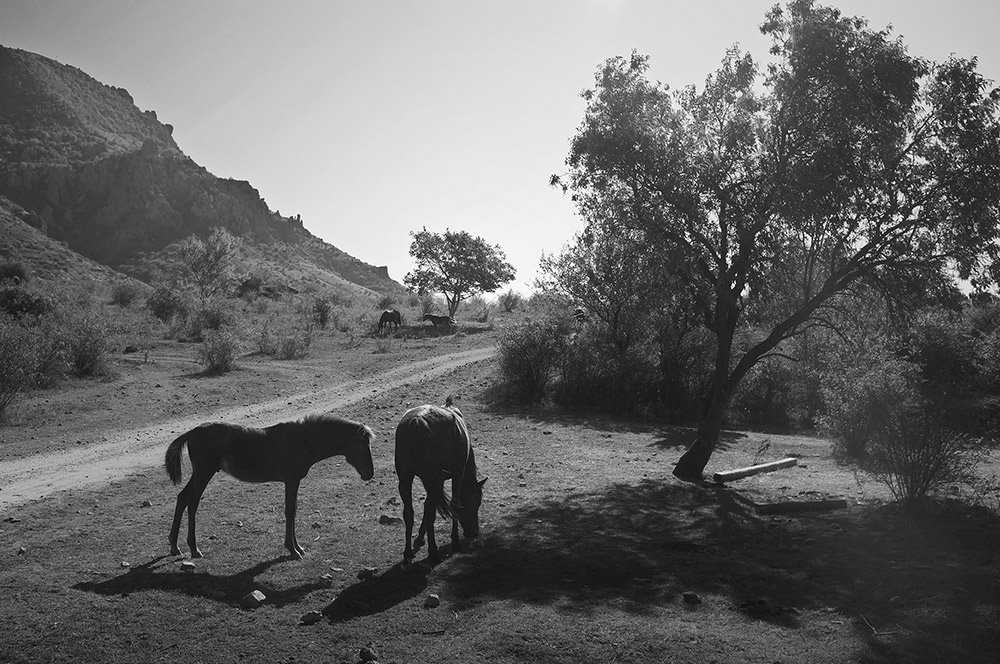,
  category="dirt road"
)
[0,346,495,511]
